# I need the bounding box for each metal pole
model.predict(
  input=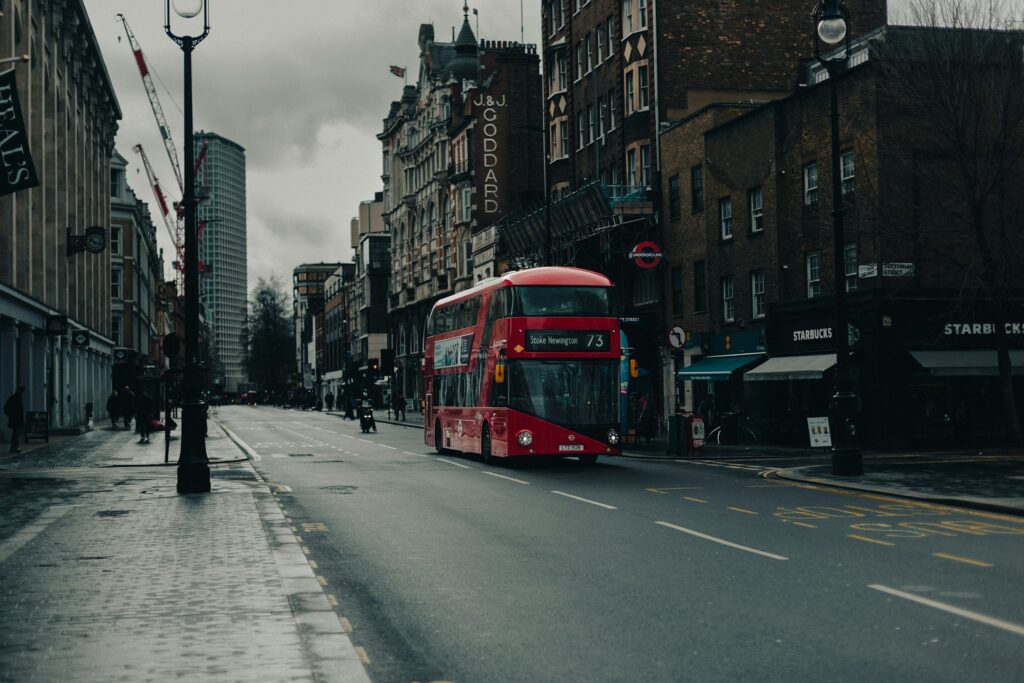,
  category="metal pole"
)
[827,68,861,475]
[177,36,211,493]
